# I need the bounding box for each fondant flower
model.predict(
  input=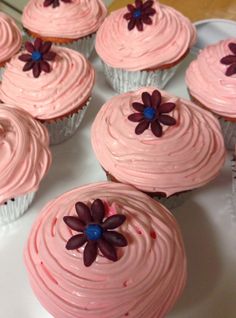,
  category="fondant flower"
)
[124,0,156,31]
[18,38,56,78]
[44,0,71,8]
[220,42,236,76]
[63,199,128,267]
[128,90,176,137]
